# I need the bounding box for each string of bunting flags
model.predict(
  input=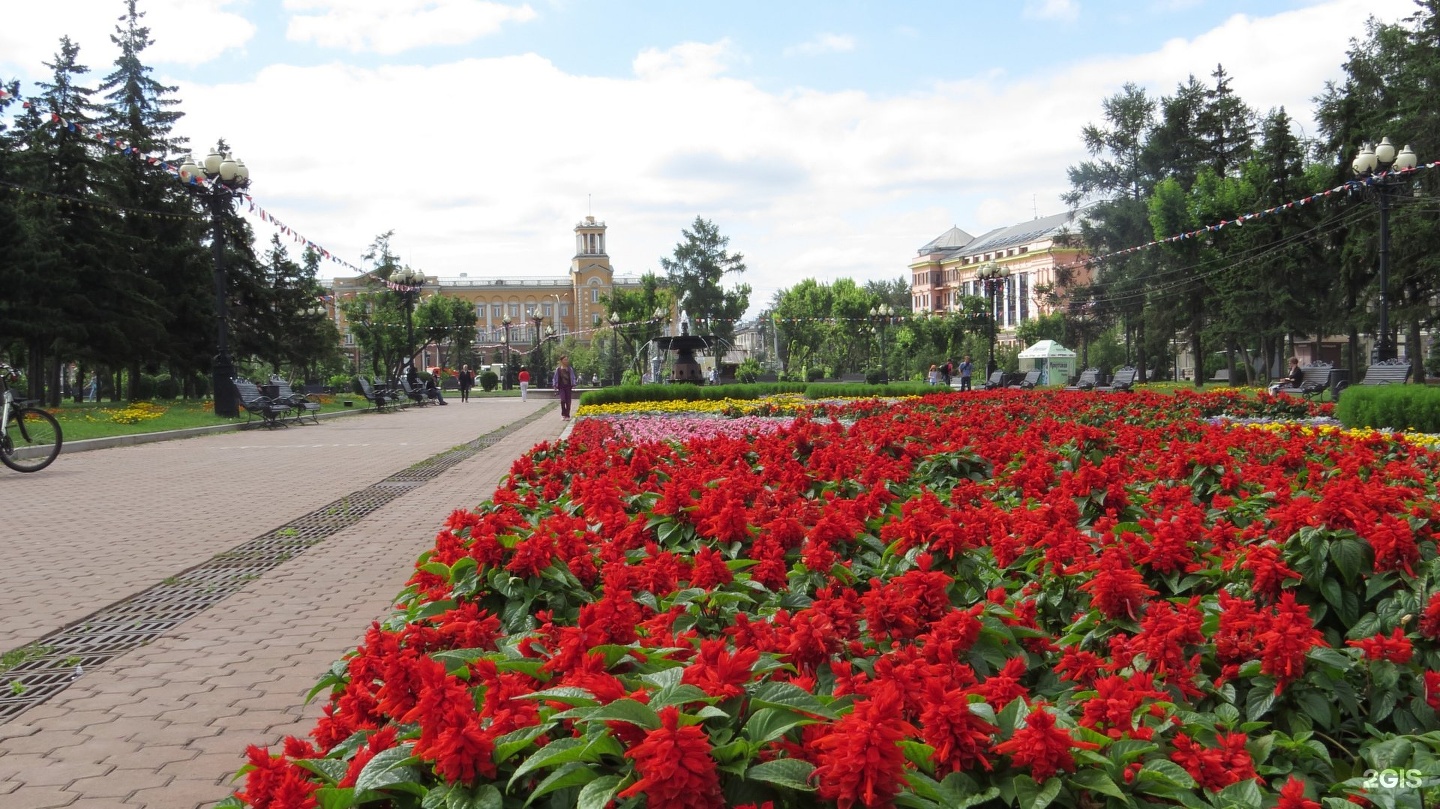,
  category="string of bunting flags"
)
[0,87,367,276]
[1058,162,1439,270]
[9,87,1435,295]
